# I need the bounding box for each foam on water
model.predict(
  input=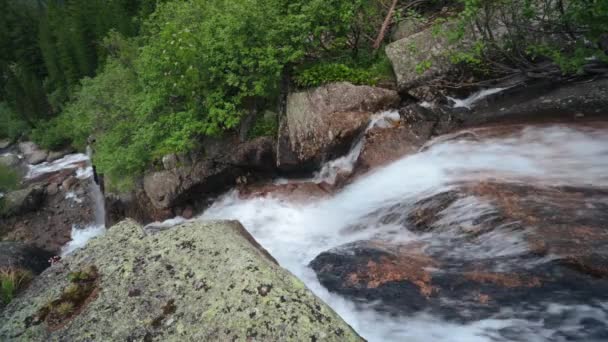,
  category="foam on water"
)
[25,153,89,179]
[200,124,608,341]
[61,224,105,256]
[313,110,401,184]
[447,88,506,109]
